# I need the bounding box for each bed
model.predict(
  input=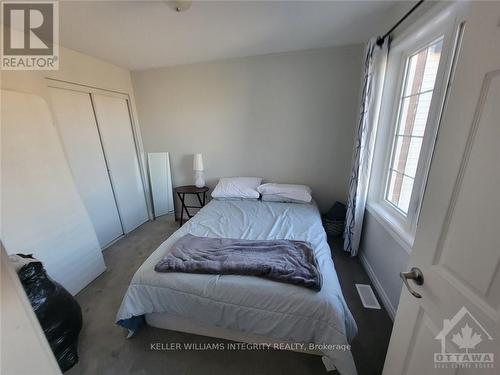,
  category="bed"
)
[116,199,357,374]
